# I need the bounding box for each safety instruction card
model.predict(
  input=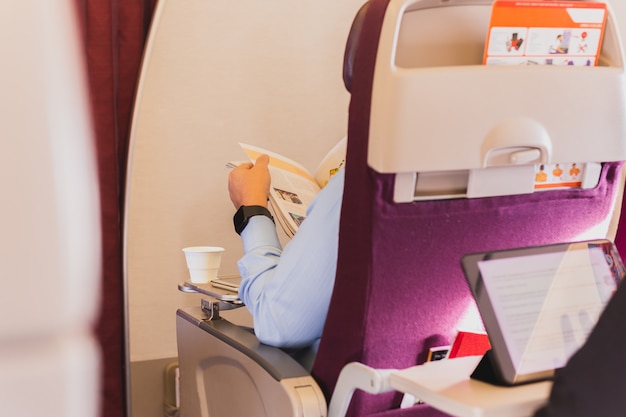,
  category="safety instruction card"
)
[484,1,607,66]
